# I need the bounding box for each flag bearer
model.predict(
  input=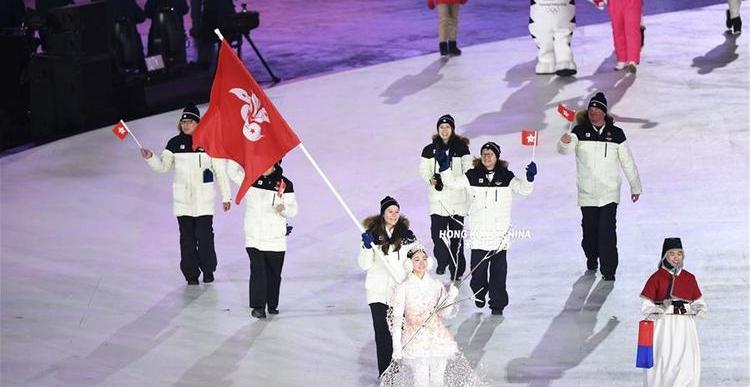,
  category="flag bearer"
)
[227,160,298,319]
